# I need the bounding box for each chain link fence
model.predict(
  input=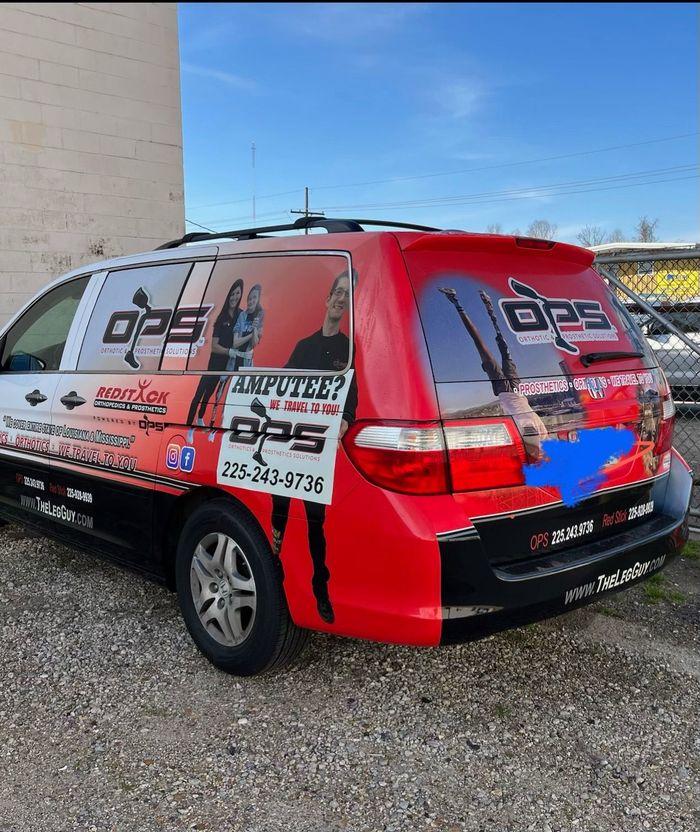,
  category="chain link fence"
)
[593,246,700,528]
